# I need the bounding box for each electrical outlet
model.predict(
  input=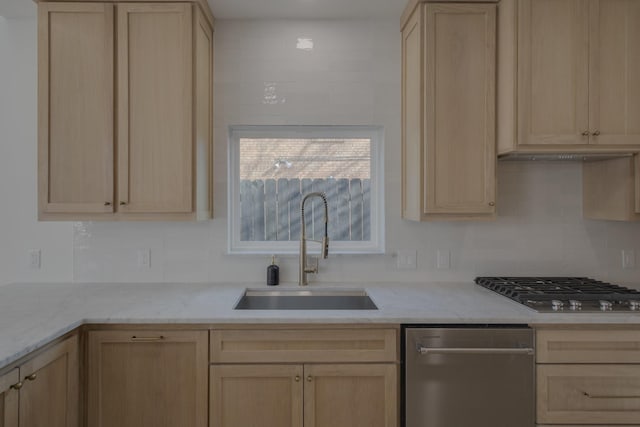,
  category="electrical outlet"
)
[28,249,41,270]
[137,249,151,269]
[397,249,417,270]
[436,249,451,270]
[622,249,635,269]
